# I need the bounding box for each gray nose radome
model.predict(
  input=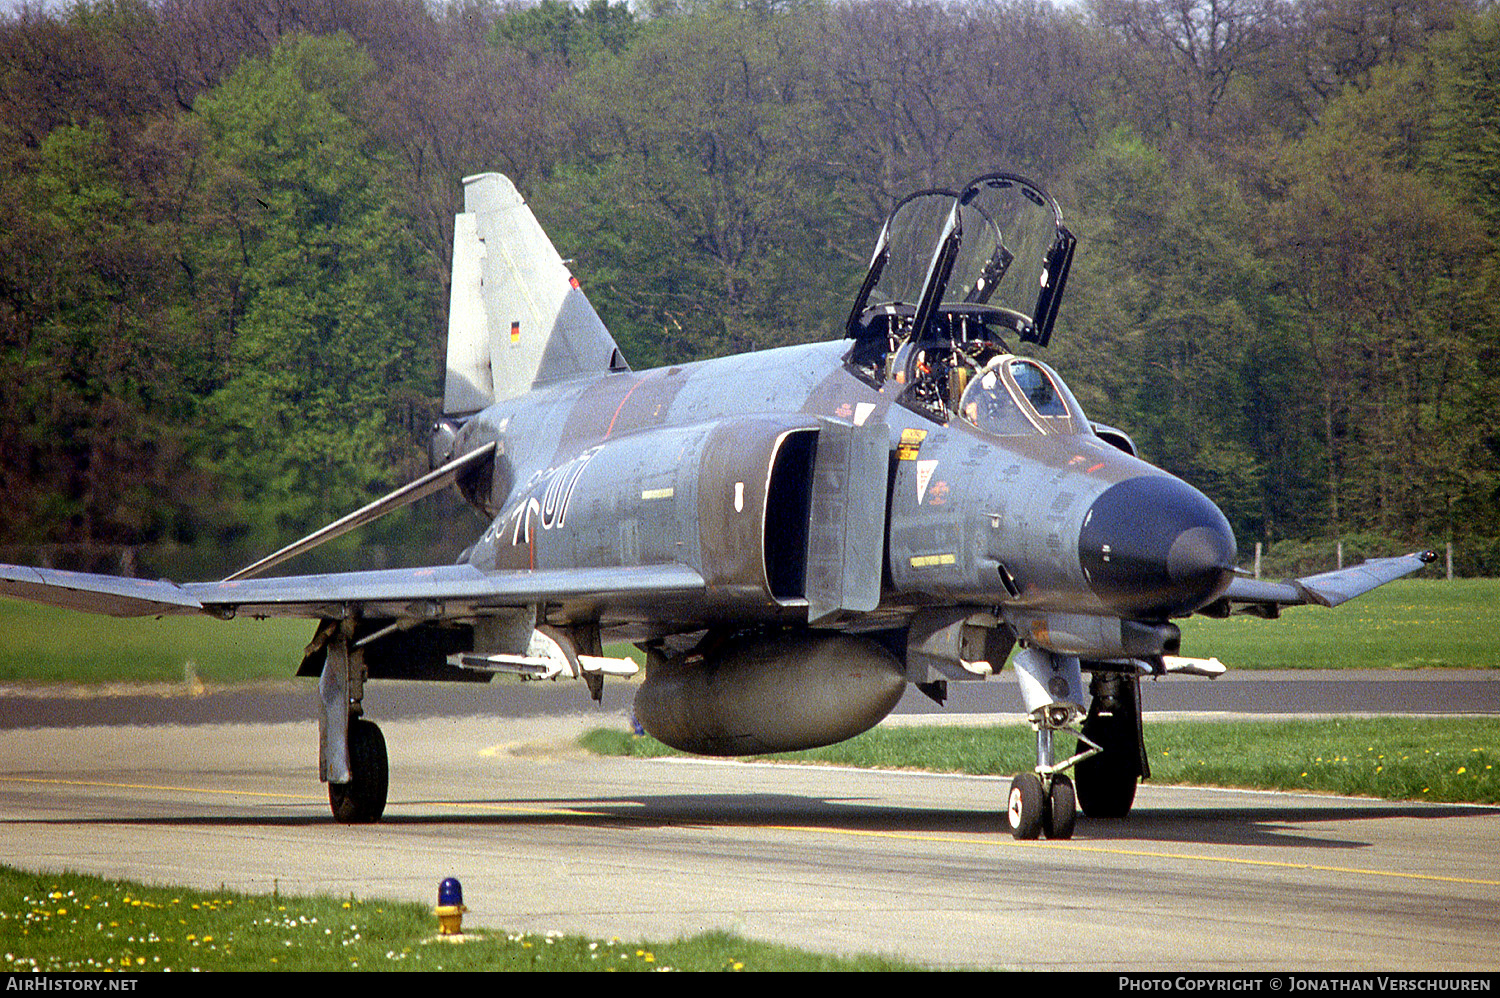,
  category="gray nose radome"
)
[1079,476,1237,618]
